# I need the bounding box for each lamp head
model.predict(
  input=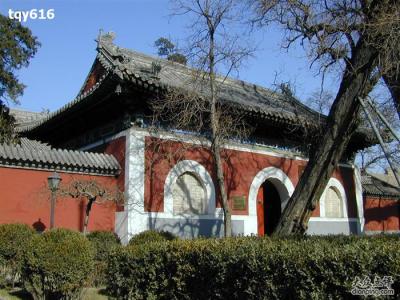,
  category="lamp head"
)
[48,172,62,191]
